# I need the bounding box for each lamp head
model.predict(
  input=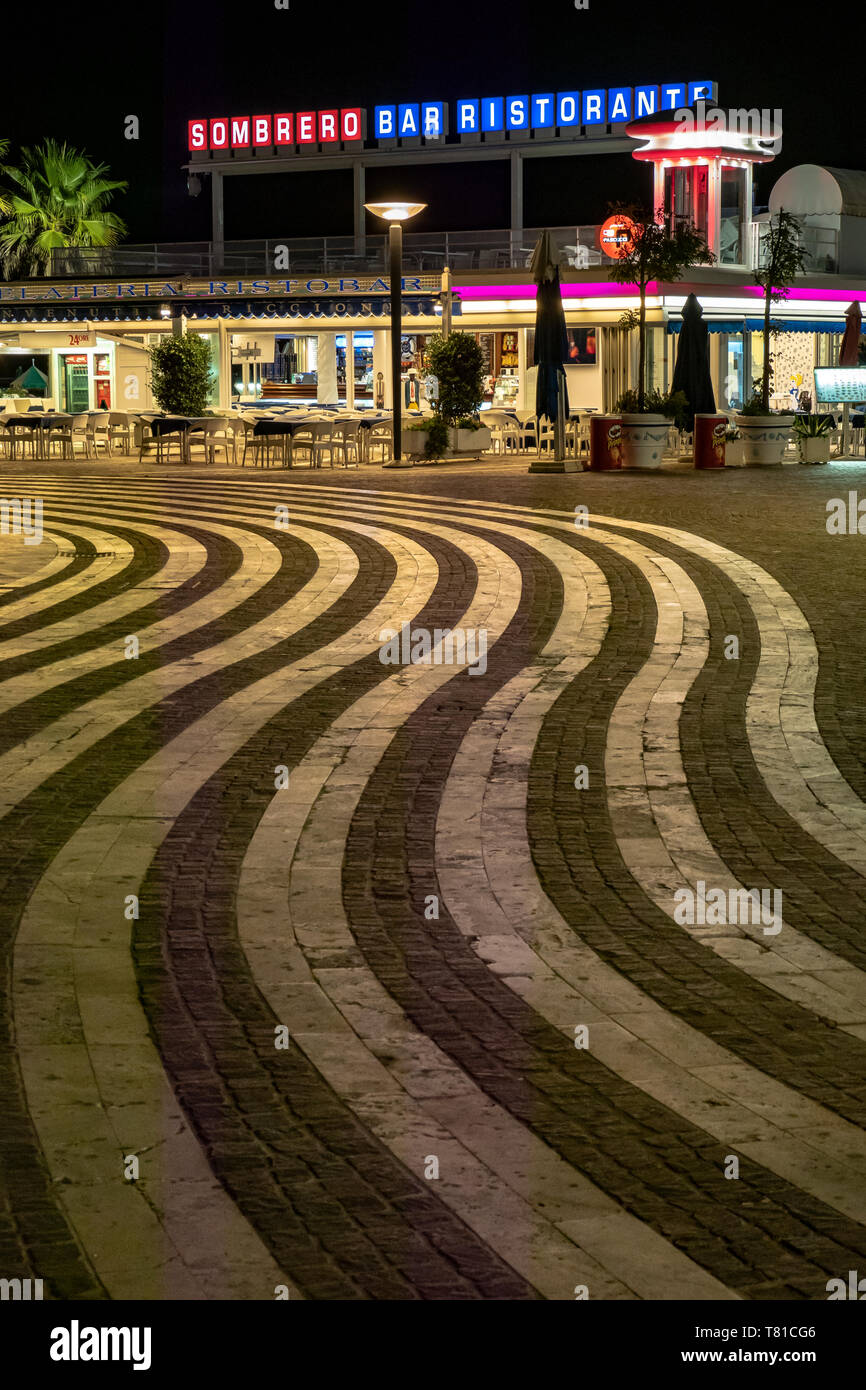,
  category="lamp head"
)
[364,201,427,223]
